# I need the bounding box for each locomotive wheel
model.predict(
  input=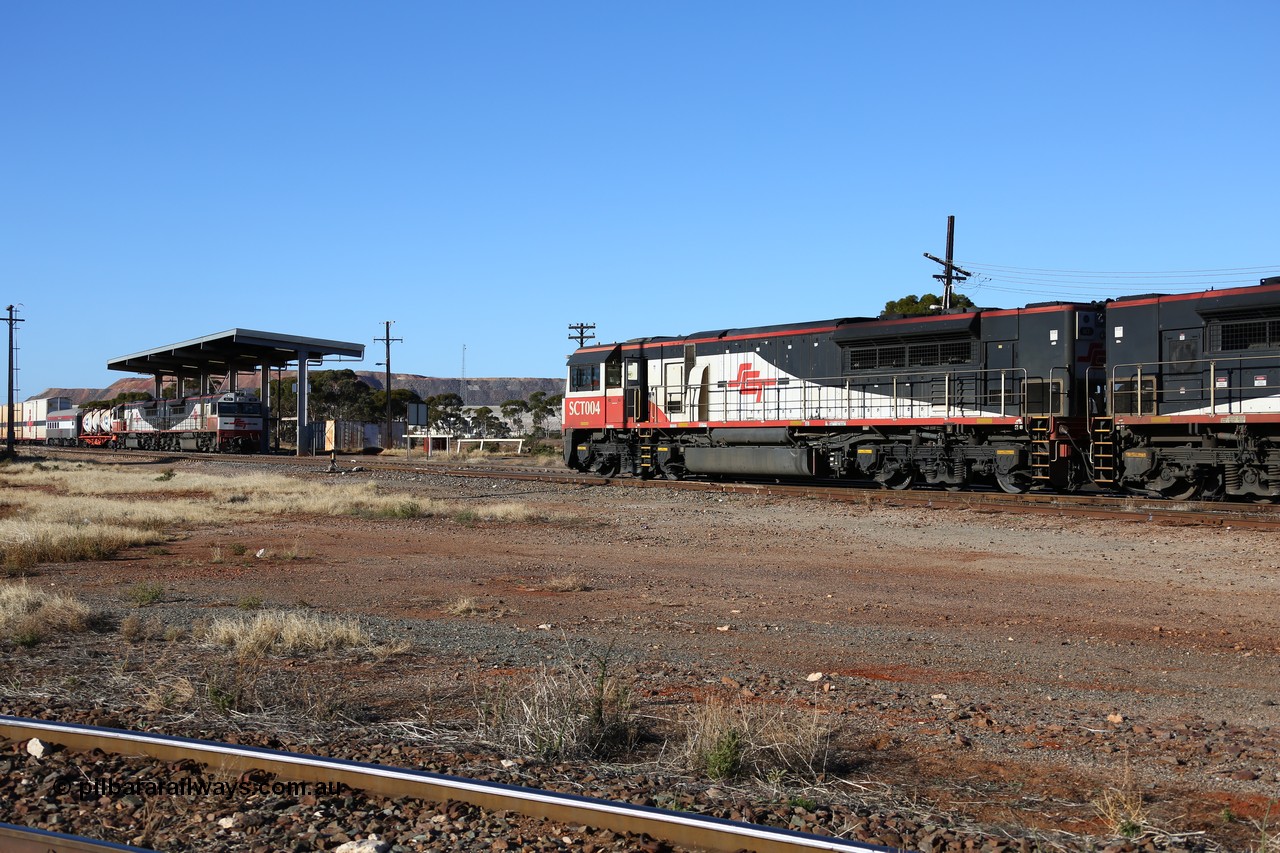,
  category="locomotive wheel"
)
[1161,481,1200,501]
[591,457,620,478]
[995,471,1030,494]
[879,471,915,490]
[1151,471,1200,501]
